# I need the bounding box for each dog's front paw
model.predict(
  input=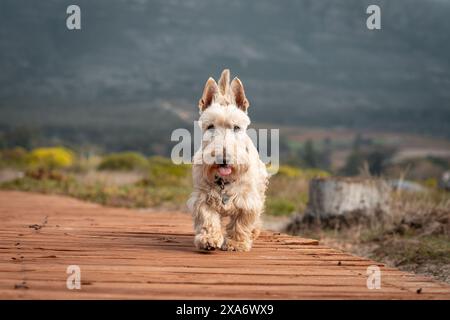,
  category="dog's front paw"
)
[221,238,252,252]
[194,232,224,251]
